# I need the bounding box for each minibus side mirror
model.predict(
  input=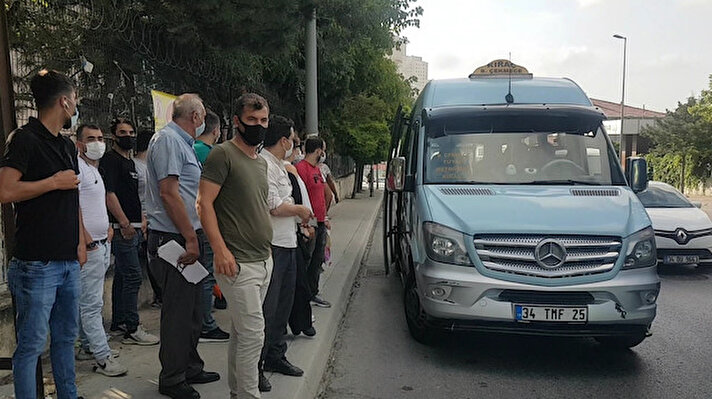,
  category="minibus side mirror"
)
[628,157,649,193]
[387,157,406,192]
